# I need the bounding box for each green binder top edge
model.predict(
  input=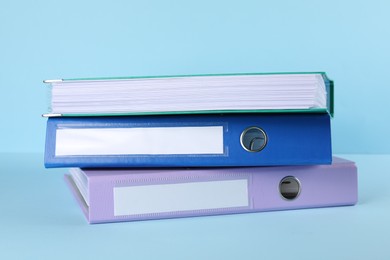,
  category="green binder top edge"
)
[59,71,328,82]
